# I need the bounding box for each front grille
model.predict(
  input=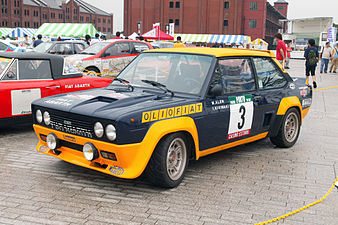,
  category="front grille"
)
[45,110,94,139]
